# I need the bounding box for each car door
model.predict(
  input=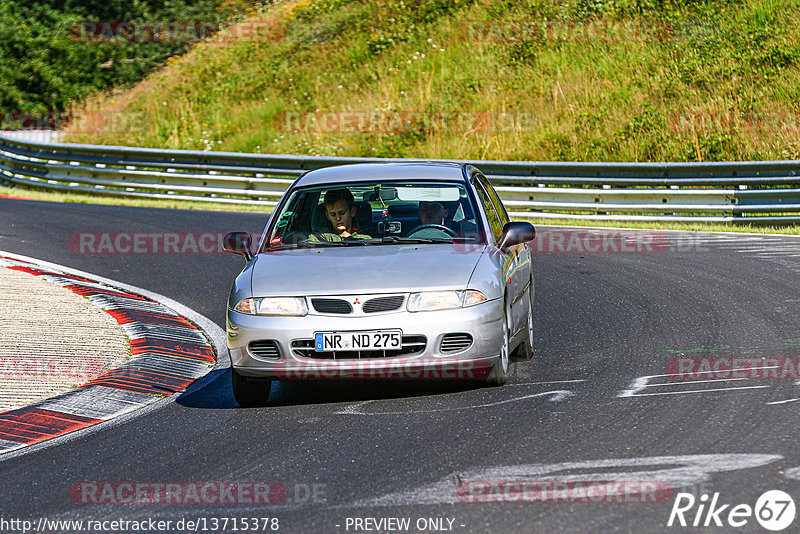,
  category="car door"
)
[471,174,519,342]
[476,174,531,345]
